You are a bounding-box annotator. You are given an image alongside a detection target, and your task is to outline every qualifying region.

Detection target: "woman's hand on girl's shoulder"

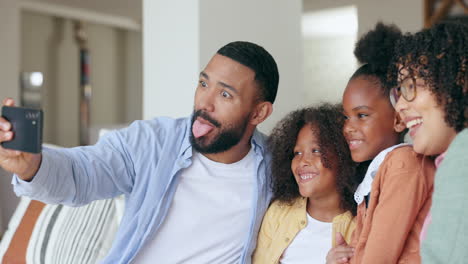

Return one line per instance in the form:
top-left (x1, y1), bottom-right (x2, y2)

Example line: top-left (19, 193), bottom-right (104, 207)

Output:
top-left (326, 233), bottom-right (354, 264)
top-left (326, 245), bottom-right (354, 264)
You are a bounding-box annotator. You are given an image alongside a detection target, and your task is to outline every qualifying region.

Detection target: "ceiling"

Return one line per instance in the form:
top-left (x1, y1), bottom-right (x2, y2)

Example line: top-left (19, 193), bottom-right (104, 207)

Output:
top-left (23, 0), bottom-right (142, 23)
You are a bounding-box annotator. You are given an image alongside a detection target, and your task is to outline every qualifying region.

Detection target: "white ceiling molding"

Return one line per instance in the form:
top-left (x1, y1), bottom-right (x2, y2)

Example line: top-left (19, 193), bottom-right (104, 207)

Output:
top-left (19, 0), bottom-right (141, 31)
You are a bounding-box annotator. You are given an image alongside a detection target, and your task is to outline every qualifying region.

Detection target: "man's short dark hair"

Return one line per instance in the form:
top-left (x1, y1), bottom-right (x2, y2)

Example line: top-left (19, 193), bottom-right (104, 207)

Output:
top-left (217, 41), bottom-right (279, 104)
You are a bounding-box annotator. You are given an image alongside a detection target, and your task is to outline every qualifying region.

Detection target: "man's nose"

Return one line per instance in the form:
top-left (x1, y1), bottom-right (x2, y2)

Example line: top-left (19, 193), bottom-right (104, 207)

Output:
top-left (196, 89), bottom-right (215, 112)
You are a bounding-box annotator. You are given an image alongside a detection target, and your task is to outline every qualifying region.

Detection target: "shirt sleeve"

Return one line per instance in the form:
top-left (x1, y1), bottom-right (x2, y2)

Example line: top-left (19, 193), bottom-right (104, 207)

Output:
top-left (12, 123), bottom-right (140, 206)
top-left (360, 150), bottom-right (433, 263)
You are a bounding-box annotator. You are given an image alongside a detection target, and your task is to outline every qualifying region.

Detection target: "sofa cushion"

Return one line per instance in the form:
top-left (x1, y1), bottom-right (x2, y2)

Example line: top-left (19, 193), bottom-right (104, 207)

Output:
top-left (0, 196), bottom-right (123, 264)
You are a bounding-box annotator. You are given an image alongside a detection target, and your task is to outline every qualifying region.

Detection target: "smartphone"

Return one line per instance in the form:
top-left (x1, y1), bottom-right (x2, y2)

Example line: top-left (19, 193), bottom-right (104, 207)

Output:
top-left (1, 106), bottom-right (43, 153)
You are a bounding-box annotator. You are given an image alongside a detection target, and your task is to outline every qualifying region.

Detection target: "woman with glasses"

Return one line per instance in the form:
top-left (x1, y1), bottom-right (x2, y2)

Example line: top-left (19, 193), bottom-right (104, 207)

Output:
top-left (390, 21), bottom-right (468, 263)
top-left (327, 23), bottom-right (435, 264)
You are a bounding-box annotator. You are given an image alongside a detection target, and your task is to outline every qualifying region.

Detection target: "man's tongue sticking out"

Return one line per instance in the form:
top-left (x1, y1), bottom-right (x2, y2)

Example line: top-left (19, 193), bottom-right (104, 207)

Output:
top-left (192, 119), bottom-right (215, 138)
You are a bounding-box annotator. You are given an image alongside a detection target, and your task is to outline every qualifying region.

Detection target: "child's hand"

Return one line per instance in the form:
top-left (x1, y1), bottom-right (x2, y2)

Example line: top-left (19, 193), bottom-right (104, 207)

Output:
top-left (326, 232), bottom-right (354, 264)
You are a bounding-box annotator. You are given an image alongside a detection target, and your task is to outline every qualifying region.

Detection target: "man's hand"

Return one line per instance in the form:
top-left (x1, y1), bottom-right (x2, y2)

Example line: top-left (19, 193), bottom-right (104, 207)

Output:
top-left (326, 232), bottom-right (354, 264)
top-left (0, 98), bottom-right (42, 181)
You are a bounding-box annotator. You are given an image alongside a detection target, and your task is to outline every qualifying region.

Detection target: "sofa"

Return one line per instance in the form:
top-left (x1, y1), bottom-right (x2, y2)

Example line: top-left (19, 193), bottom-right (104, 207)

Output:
top-left (0, 195), bottom-right (124, 264)
top-left (0, 130), bottom-right (127, 264)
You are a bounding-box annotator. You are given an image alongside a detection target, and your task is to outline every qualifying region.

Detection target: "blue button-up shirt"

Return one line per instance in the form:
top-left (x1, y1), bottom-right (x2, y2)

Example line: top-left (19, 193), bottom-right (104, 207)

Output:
top-left (12, 116), bottom-right (272, 264)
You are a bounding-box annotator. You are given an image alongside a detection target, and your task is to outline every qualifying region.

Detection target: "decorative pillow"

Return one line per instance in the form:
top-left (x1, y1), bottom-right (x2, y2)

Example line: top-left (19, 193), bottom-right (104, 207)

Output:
top-left (0, 196), bottom-right (124, 264)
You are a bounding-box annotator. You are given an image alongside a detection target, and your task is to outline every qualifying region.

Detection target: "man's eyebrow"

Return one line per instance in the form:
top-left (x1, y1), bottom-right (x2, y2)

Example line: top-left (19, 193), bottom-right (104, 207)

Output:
top-left (200, 72), bottom-right (209, 79)
top-left (218, 81), bottom-right (238, 94)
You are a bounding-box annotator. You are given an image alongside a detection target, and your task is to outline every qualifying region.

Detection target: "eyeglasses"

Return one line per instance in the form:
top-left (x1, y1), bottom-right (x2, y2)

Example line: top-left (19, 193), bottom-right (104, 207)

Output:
top-left (389, 76), bottom-right (417, 107)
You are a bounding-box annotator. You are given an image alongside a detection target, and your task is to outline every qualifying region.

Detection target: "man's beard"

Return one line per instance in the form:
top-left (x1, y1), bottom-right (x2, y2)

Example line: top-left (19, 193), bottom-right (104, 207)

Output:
top-left (190, 110), bottom-right (250, 154)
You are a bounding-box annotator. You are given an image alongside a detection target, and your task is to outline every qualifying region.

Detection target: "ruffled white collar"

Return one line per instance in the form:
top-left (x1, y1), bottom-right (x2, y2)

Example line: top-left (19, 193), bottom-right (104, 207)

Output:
top-left (354, 143), bottom-right (411, 205)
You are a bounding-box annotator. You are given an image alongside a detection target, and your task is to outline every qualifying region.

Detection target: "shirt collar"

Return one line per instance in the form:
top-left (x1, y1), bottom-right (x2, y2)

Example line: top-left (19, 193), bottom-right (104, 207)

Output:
top-left (179, 117), bottom-right (193, 160)
top-left (435, 151), bottom-right (447, 168)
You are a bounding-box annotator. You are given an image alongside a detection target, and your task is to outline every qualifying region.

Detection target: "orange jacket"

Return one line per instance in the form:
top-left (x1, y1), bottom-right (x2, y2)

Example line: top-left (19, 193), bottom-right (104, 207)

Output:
top-left (350, 146), bottom-right (435, 264)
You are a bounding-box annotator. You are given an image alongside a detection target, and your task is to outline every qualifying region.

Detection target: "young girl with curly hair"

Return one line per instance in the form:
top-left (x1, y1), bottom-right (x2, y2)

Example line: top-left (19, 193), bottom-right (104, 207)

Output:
top-left (327, 23), bottom-right (435, 264)
top-left (252, 104), bottom-right (360, 264)
top-left (390, 21), bottom-right (468, 263)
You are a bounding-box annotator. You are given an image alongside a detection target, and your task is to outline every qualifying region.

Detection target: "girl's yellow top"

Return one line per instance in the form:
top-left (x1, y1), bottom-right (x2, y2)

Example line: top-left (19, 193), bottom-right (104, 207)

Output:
top-left (252, 196), bottom-right (355, 264)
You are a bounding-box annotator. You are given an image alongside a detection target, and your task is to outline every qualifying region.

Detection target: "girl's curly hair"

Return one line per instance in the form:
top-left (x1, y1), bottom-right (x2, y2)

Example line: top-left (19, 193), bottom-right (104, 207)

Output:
top-left (268, 103), bottom-right (361, 215)
top-left (389, 21), bottom-right (468, 131)
top-left (351, 22), bottom-right (402, 94)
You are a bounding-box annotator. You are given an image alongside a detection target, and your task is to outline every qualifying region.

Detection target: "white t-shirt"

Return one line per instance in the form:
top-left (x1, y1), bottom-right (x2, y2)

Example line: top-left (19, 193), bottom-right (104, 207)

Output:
top-left (133, 149), bottom-right (255, 264)
top-left (280, 213), bottom-right (332, 264)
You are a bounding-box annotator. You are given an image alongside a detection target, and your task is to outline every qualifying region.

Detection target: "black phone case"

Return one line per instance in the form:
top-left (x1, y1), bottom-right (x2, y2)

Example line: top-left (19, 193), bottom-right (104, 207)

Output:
top-left (1, 106), bottom-right (43, 153)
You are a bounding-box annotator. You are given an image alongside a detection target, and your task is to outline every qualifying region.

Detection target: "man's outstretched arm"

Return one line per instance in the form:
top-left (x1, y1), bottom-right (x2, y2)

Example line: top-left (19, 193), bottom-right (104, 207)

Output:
top-left (1, 98), bottom-right (135, 206)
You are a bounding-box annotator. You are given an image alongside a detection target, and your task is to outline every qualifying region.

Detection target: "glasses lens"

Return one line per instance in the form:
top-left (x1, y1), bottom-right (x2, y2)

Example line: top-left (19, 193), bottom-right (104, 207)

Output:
top-left (401, 77), bottom-right (416, 102)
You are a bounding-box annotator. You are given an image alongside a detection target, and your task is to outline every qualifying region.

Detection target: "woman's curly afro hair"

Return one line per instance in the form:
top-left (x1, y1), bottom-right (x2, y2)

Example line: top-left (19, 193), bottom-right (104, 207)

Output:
top-left (389, 21), bottom-right (468, 131)
top-left (268, 103), bottom-right (360, 215)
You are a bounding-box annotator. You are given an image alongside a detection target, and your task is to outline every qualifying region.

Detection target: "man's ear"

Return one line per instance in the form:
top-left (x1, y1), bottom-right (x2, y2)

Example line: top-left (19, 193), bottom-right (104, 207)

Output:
top-left (250, 102), bottom-right (273, 126)
top-left (394, 112), bottom-right (406, 132)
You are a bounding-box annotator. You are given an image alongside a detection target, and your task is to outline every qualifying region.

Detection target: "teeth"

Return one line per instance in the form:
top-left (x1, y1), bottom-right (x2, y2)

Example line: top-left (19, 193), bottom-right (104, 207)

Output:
top-left (406, 118), bottom-right (423, 129)
top-left (300, 174), bottom-right (316, 180)
top-left (349, 140), bottom-right (363, 145)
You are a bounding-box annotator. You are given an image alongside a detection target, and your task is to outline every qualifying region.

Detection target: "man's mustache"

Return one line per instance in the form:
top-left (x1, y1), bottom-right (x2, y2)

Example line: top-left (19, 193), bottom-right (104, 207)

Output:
top-left (193, 110), bottom-right (221, 128)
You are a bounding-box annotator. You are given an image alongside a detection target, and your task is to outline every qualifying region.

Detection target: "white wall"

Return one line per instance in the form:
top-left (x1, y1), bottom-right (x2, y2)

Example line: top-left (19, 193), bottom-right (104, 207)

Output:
top-left (143, 0), bottom-right (305, 133)
top-left (142, 0), bottom-right (200, 121)
top-left (302, 6), bottom-right (358, 106)
top-left (303, 36), bottom-right (357, 106)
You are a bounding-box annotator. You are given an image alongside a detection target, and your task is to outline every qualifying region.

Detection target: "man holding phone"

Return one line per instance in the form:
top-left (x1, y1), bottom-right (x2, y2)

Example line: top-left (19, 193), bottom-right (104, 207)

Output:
top-left (0, 41), bottom-right (279, 264)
